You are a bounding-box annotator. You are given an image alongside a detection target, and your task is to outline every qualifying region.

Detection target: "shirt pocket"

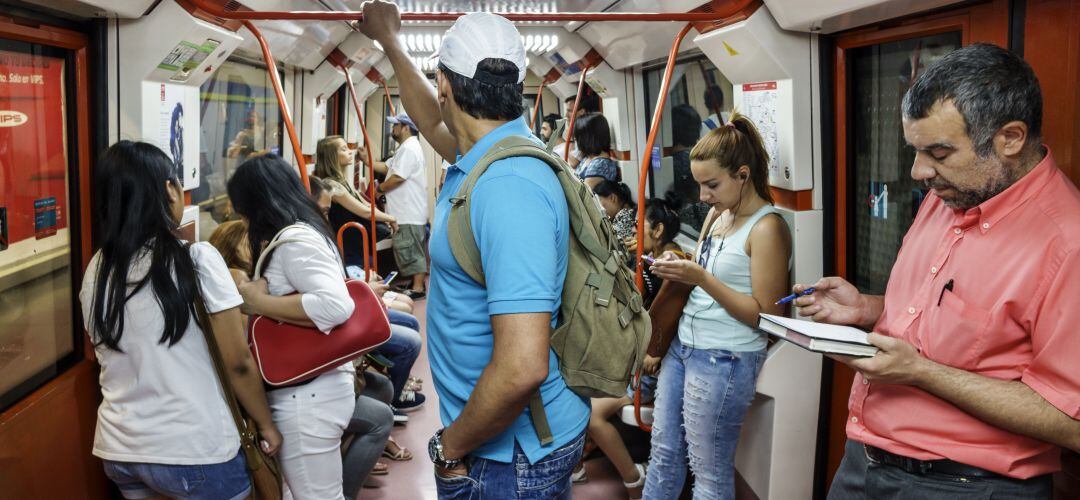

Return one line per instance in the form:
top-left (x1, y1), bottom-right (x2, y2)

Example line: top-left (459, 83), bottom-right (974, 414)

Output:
top-left (925, 290), bottom-right (992, 369)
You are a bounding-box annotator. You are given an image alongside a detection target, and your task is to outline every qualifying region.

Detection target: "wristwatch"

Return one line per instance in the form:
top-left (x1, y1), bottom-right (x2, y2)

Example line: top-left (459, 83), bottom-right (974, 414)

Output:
top-left (428, 428), bottom-right (463, 470)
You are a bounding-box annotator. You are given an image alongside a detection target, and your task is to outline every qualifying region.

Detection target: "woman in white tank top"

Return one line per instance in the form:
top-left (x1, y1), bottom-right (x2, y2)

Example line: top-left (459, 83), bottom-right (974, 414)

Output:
top-left (646, 113), bottom-right (793, 499)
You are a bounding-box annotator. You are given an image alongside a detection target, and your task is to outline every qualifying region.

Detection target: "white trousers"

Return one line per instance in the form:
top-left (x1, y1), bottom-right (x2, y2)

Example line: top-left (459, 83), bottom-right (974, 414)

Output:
top-left (270, 368), bottom-right (355, 500)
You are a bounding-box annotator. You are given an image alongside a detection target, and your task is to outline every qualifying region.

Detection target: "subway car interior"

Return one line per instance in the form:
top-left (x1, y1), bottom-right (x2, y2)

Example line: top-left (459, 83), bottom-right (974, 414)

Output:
top-left (0, 0), bottom-right (1078, 498)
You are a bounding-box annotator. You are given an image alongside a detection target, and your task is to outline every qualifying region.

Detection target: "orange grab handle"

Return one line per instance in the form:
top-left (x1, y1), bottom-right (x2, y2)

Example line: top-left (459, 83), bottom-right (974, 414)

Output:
top-left (241, 20), bottom-right (309, 192)
top-left (634, 23), bottom-right (694, 292)
top-left (632, 369), bottom-right (652, 432)
top-left (337, 222), bottom-right (371, 282)
top-left (530, 78), bottom-right (549, 130)
top-left (382, 80), bottom-right (397, 116)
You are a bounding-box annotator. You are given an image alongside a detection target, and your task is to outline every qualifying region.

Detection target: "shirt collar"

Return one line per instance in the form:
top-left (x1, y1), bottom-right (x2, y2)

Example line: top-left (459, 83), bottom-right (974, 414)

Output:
top-left (453, 117), bottom-right (532, 174)
top-left (955, 146), bottom-right (1057, 234)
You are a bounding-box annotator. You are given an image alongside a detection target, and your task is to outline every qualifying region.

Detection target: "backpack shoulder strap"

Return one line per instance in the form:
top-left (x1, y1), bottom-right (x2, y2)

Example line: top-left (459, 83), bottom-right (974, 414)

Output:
top-left (447, 135), bottom-right (558, 286)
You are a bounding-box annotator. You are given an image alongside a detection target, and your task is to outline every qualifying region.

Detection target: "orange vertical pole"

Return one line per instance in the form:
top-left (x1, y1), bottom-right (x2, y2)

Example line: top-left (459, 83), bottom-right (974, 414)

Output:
top-left (530, 78), bottom-right (549, 130)
top-left (242, 20), bottom-right (310, 192)
top-left (564, 66), bottom-right (592, 162)
top-left (337, 62), bottom-right (381, 273)
top-left (382, 80), bottom-right (397, 116)
top-left (635, 23), bottom-right (694, 292)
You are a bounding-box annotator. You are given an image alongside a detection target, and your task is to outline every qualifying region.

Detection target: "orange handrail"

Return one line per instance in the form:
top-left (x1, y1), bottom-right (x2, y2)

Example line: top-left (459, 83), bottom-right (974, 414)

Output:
top-left (188, 1), bottom-right (739, 22)
top-left (634, 23), bottom-right (694, 292)
top-left (632, 370), bottom-right (651, 432)
top-left (382, 80), bottom-right (397, 116)
top-left (530, 77), bottom-right (550, 130)
top-left (563, 66), bottom-right (592, 162)
top-left (242, 20), bottom-right (309, 192)
top-left (335, 62), bottom-right (381, 273)
top-left (336, 222), bottom-right (371, 281)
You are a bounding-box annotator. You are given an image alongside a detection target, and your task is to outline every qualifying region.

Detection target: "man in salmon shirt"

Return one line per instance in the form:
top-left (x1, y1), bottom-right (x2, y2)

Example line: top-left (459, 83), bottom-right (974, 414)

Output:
top-left (795, 43), bottom-right (1080, 498)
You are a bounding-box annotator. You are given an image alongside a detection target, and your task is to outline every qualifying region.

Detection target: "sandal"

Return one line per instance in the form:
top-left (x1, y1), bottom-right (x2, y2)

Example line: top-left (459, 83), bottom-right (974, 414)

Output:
top-left (623, 463), bottom-right (646, 500)
top-left (571, 464), bottom-right (588, 484)
top-left (370, 460), bottom-right (390, 476)
top-left (382, 438), bottom-right (413, 461)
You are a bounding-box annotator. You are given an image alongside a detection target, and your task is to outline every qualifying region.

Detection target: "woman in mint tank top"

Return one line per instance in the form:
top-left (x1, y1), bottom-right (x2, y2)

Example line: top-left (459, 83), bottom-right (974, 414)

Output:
top-left (645, 113), bottom-right (793, 500)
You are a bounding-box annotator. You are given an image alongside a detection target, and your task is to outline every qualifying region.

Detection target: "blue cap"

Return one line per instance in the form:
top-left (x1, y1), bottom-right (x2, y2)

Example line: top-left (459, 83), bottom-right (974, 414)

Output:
top-left (386, 113), bottom-right (417, 132)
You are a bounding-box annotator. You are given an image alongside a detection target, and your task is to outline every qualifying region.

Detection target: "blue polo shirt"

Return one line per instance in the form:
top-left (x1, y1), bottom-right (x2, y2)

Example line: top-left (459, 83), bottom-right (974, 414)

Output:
top-left (427, 117), bottom-right (589, 464)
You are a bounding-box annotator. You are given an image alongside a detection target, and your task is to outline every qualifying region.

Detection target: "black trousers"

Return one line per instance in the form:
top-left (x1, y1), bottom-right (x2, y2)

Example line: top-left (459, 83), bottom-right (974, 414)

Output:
top-left (827, 440), bottom-right (1052, 500)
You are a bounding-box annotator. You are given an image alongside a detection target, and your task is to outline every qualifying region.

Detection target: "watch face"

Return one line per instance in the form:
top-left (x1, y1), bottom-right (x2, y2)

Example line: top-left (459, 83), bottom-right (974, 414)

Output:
top-left (428, 433), bottom-right (440, 463)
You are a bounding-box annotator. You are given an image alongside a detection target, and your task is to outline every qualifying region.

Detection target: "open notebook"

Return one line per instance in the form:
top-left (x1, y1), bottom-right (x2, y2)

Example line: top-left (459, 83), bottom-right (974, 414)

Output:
top-left (759, 314), bottom-right (879, 357)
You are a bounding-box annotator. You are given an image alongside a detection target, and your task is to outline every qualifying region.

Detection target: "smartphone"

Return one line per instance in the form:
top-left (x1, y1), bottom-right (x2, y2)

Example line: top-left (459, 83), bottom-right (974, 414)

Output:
top-left (641, 255), bottom-right (656, 265)
top-left (382, 271), bottom-right (399, 284)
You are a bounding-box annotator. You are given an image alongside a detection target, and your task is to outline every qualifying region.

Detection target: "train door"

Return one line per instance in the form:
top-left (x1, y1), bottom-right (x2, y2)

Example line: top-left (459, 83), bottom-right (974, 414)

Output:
top-left (0, 13), bottom-right (105, 497)
top-left (826, 0), bottom-right (1009, 489)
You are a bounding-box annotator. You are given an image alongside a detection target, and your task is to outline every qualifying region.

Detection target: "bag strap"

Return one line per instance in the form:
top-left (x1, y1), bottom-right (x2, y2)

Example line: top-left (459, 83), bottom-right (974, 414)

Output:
top-left (252, 224), bottom-right (311, 280)
top-left (544, 119), bottom-right (566, 153)
top-left (192, 291), bottom-right (250, 440)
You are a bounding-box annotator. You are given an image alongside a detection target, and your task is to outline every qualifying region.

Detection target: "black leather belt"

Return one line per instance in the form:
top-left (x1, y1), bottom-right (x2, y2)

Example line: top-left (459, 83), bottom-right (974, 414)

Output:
top-left (864, 445), bottom-right (1003, 479)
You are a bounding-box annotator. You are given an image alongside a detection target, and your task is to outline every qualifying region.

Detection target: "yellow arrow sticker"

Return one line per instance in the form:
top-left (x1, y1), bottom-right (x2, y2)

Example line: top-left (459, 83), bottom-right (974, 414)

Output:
top-left (723, 41), bottom-right (739, 56)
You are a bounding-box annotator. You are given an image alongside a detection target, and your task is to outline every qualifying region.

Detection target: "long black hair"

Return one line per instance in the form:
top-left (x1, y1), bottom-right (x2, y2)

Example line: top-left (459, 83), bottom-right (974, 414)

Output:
top-left (91, 141), bottom-right (196, 351)
top-left (227, 154), bottom-right (336, 271)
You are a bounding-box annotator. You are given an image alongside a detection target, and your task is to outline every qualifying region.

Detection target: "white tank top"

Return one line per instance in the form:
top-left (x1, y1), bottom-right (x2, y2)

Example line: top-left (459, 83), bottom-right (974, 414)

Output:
top-left (676, 204), bottom-right (779, 351)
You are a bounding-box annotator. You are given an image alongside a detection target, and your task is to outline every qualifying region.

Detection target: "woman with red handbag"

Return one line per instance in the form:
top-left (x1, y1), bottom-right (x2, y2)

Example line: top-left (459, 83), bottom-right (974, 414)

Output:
top-left (227, 154), bottom-right (359, 500)
top-left (80, 141), bottom-right (281, 499)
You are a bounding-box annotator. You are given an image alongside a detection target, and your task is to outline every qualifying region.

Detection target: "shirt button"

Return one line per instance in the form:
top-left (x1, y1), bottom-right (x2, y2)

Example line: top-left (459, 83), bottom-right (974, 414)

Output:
top-left (851, 416), bottom-right (859, 423)
top-left (982, 222), bottom-right (990, 230)
top-left (954, 228), bottom-right (962, 235)
top-left (930, 266), bottom-right (938, 274)
top-left (908, 307), bottom-right (916, 314)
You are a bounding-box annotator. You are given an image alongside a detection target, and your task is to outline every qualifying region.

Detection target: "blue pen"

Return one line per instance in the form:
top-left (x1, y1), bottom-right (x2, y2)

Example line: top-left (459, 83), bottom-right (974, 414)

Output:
top-left (775, 287), bottom-right (815, 305)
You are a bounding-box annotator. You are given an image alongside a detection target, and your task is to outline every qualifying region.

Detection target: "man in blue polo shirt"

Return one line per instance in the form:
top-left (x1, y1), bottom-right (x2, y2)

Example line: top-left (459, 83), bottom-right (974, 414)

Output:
top-left (359, 3), bottom-right (589, 499)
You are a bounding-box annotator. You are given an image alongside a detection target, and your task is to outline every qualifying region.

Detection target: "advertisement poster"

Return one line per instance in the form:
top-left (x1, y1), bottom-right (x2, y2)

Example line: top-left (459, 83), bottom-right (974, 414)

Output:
top-left (0, 49), bottom-right (67, 247)
top-left (152, 82), bottom-right (200, 189)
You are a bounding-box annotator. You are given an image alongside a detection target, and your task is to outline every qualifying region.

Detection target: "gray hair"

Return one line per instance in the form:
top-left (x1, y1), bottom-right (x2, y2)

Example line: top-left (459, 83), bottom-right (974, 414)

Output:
top-left (902, 43), bottom-right (1042, 157)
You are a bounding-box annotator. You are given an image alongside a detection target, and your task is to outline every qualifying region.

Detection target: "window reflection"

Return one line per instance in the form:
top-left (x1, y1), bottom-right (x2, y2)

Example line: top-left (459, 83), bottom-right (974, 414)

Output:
top-left (193, 60), bottom-right (283, 240)
top-left (644, 56), bottom-right (733, 239)
top-left (0, 43), bottom-right (76, 410)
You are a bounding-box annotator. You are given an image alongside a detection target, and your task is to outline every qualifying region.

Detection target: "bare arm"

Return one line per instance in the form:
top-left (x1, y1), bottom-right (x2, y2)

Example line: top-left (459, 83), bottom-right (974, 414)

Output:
top-left (842, 333), bottom-right (1080, 452)
top-left (583, 177), bottom-right (603, 189)
top-left (358, 1), bottom-right (458, 161)
top-left (378, 174), bottom-right (407, 194)
top-left (238, 278), bottom-right (317, 328)
top-left (207, 306), bottom-right (281, 454)
top-left (697, 214), bottom-right (791, 327)
top-left (916, 360), bottom-right (1080, 452)
top-left (439, 312), bottom-right (551, 460)
top-left (333, 191), bottom-right (396, 224)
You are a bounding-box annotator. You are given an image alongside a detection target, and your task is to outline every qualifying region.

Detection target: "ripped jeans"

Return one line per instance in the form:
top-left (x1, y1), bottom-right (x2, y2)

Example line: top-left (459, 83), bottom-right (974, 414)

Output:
top-left (643, 338), bottom-right (765, 500)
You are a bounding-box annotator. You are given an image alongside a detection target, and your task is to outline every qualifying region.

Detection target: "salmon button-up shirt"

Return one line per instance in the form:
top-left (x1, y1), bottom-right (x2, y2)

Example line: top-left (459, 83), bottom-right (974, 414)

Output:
top-left (847, 149), bottom-right (1080, 479)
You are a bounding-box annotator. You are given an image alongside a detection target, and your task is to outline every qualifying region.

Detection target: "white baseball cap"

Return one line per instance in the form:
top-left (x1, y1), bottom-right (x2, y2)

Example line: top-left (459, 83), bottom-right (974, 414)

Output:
top-left (436, 12), bottom-right (526, 85)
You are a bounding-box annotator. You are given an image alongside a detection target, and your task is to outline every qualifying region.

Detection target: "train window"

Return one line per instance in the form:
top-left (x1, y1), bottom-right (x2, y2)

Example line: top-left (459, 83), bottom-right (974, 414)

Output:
top-left (192, 59), bottom-right (283, 239)
top-left (0, 41), bottom-right (79, 410)
top-left (848, 32), bottom-right (961, 294)
top-left (643, 55), bottom-right (734, 239)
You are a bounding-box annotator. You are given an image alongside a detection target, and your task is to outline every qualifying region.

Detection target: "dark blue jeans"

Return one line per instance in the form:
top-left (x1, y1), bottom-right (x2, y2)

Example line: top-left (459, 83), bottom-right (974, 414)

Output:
top-left (374, 322), bottom-right (421, 401)
top-left (434, 430), bottom-right (585, 499)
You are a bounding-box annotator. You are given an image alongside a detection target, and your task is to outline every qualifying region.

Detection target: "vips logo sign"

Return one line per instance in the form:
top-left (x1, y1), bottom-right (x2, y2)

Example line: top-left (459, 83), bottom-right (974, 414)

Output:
top-left (0, 110), bottom-right (27, 127)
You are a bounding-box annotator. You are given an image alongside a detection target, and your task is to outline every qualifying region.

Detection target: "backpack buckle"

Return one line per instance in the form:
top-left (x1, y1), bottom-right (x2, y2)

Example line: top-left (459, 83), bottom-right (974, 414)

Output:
top-left (449, 197), bottom-right (466, 207)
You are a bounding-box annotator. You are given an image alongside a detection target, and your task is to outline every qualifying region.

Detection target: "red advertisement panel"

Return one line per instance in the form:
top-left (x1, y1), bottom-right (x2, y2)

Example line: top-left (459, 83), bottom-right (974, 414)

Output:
top-left (742, 81), bottom-right (778, 92)
top-left (0, 50), bottom-right (67, 247)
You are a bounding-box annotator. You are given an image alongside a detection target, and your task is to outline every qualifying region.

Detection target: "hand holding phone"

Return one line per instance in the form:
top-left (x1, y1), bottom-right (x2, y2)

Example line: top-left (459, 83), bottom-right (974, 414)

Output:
top-left (382, 271), bottom-right (399, 285)
top-left (641, 255), bottom-right (656, 265)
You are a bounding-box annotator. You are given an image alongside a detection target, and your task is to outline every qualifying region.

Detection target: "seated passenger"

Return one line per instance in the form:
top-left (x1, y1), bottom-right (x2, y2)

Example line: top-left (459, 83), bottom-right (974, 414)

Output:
top-left (315, 135), bottom-right (398, 272)
top-left (540, 113), bottom-right (561, 144)
top-left (81, 141), bottom-right (281, 500)
top-left (644, 112), bottom-right (792, 499)
top-left (228, 154), bottom-right (358, 500)
top-left (574, 112), bottom-right (619, 188)
top-left (207, 219), bottom-right (251, 286)
top-left (592, 180), bottom-right (636, 240)
top-left (575, 198), bottom-right (686, 498)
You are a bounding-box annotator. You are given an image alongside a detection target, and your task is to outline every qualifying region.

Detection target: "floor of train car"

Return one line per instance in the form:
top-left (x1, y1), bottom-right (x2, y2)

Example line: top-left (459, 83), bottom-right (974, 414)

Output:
top-left (361, 299), bottom-right (635, 500)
